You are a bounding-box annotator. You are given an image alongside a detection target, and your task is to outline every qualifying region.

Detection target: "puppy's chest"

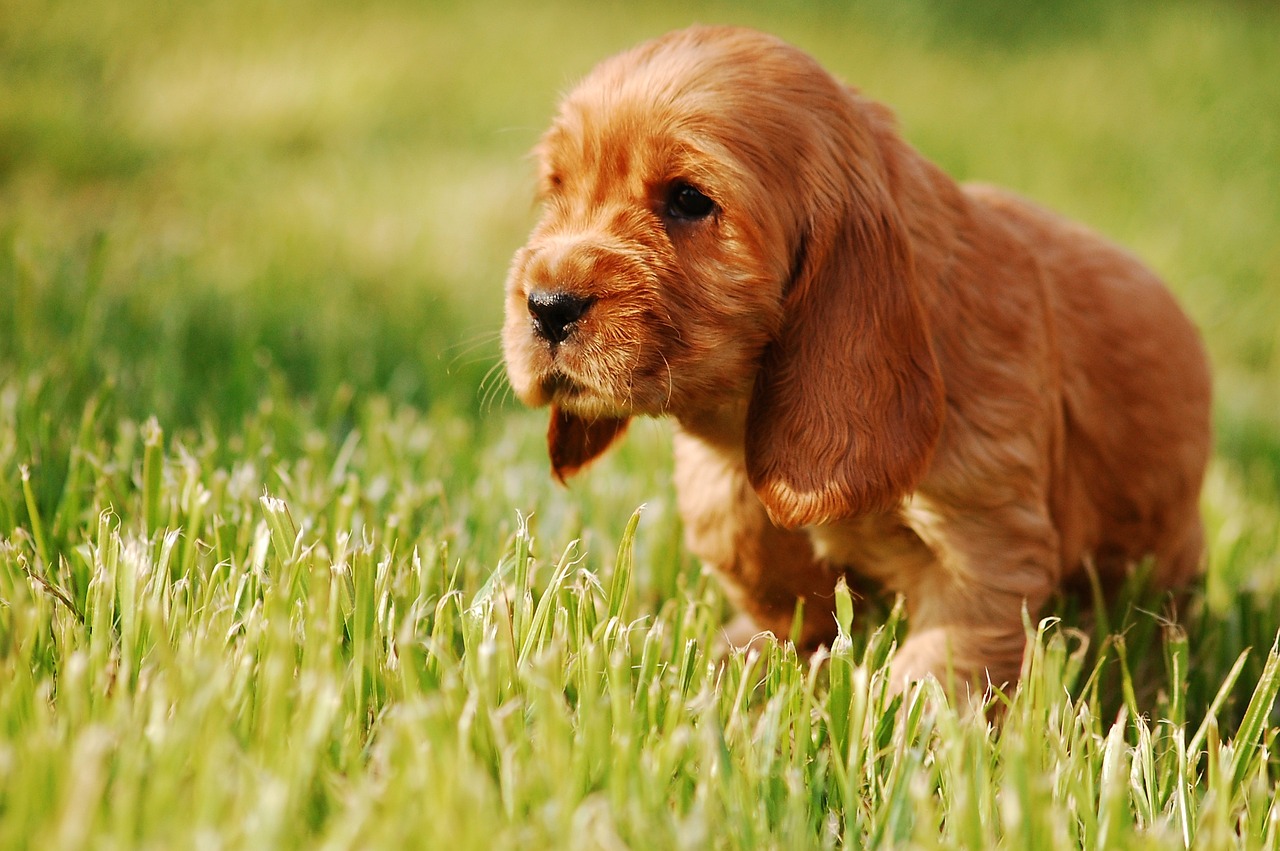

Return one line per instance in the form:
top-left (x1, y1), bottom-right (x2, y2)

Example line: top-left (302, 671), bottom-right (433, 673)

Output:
top-left (806, 511), bottom-right (938, 589)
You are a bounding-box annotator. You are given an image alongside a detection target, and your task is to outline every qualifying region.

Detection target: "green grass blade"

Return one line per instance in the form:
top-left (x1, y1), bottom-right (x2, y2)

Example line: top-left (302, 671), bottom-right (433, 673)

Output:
top-left (607, 505), bottom-right (643, 623)
top-left (1189, 648), bottom-right (1251, 758)
top-left (1229, 636), bottom-right (1280, 790)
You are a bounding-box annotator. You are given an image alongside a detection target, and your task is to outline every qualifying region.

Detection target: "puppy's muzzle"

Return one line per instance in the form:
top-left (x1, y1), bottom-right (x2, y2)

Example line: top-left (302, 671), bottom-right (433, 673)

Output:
top-left (527, 290), bottom-right (595, 345)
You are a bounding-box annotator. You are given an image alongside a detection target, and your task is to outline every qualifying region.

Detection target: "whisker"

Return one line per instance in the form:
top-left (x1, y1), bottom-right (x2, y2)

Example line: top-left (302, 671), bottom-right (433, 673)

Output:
top-left (478, 364), bottom-right (503, 411)
top-left (478, 359), bottom-right (515, 413)
top-left (659, 350), bottom-right (674, 412)
top-left (444, 329), bottom-right (504, 372)
top-left (658, 305), bottom-right (684, 343)
top-left (448, 324), bottom-right (503, 349)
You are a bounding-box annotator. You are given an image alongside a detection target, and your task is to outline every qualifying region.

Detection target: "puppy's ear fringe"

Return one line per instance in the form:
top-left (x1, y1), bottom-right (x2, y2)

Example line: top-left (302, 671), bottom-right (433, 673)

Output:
top-left (745, 146), bottom-right (944, 530)
top-left (548, 407), bottom-right (630, 483)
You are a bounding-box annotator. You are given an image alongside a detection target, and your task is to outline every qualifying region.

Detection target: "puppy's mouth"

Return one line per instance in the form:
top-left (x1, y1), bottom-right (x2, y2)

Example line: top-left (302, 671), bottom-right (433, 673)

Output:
top-left (536, 369), bottom-right (639, 418)
top-left (540, 371), bottom-right (587, 401)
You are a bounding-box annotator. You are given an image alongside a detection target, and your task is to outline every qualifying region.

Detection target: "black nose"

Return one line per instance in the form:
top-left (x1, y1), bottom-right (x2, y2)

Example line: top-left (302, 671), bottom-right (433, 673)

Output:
top-left (527, 290), bottom-right (594, 345)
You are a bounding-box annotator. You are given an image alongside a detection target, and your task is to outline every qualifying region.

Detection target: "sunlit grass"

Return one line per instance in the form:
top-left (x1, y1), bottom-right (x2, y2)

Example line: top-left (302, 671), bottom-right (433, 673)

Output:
top-left (2, 391), bottom-right (1279, 847)
top-left (2, 0), bottom-right (1280, 847)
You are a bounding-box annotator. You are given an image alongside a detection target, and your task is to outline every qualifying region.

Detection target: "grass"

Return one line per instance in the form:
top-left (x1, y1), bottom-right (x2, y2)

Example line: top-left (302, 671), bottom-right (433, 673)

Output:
top-left (2, 0), bottom-right (1279, 847)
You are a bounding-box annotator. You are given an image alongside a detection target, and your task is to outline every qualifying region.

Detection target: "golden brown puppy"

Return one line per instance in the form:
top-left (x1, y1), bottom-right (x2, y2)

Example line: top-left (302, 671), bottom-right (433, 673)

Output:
top-left (503, 26), bottom-right (1212, 691)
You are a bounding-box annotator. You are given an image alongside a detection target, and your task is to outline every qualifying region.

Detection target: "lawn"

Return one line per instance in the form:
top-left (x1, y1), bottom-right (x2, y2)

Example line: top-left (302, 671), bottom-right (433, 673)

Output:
top-left (2, 0), bottom-right (1280, 847)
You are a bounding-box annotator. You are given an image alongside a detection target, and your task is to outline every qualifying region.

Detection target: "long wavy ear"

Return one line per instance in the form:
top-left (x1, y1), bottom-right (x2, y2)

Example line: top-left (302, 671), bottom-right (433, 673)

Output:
top-left (745, 166), bottom-right (945, 529)
top-left (548, 406), bottom-right (630, 484)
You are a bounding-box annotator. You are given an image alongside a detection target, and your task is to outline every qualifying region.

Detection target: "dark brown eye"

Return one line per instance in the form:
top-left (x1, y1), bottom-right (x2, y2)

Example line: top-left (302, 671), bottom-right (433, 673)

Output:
top-left (666, 182), bottom-right (715, 220)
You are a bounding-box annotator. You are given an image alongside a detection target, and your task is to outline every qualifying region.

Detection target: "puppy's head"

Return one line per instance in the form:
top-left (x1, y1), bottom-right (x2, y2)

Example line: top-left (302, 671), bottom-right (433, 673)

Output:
top-left (503, 26), bottom-right (943, 524)
top-left (503, 29), bottom-right (805, 428)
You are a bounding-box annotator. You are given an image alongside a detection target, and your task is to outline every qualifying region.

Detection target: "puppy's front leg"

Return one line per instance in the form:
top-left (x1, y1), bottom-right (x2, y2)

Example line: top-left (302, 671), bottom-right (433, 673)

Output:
top-left (891, 502), bottom-right (1060, 695)
top-left (674, 431), bottom-right (849, 649)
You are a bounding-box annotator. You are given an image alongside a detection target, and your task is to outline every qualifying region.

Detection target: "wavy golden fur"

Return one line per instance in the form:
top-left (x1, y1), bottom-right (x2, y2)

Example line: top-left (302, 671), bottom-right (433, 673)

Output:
top-left (502, 26), bottom-right (1212, 691)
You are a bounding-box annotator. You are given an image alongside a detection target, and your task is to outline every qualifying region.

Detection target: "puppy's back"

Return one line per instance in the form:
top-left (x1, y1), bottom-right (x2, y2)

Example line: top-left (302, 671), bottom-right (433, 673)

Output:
top-left (967, 183), bottom-right (1212, 587)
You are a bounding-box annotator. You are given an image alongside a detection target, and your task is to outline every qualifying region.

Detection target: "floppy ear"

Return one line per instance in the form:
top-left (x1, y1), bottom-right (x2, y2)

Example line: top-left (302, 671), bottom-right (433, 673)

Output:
top-left (745, 181), bottom-right (945, 529)
top-left (548, 406), bottom-right (630, 484)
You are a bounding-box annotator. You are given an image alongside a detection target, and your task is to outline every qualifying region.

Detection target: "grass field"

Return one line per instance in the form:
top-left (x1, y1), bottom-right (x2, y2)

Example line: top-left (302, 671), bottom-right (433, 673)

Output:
top-left (3, 0), bottom-right (1280, 847)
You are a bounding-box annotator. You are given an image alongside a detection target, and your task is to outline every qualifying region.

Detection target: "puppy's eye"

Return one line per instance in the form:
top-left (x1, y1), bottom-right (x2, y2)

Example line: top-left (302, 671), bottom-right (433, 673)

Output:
top-left (666, 183), bottom-right (715, 221)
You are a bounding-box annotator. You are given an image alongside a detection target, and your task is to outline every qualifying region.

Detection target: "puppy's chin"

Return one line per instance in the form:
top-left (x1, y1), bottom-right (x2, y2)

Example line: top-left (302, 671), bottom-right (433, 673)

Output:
top-left (539, 372), bottom-right (586, 403)
top-left (505, 339), bottom-right (673, 419)
top-left (506, 364), bottom-right (634, 419)
top-left (538, 373), bottom-right (619, 416)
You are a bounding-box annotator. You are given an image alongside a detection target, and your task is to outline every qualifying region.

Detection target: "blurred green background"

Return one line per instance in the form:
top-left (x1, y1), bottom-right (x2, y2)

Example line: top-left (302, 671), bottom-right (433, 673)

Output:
top-left (5, 5), bottom-right (1280, 843)
top-left (3, 0), bottom-right (1278, 489)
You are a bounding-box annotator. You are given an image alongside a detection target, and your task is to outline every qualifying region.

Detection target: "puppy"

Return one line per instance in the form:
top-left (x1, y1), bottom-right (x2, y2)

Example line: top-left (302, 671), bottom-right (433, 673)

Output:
top-left (502, 26), bottom-right (1211, 691)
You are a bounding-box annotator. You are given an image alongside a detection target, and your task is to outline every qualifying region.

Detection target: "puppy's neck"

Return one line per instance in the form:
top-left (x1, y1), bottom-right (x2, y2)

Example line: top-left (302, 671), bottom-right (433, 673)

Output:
top-left (675, 399), bottom-right (750, 454)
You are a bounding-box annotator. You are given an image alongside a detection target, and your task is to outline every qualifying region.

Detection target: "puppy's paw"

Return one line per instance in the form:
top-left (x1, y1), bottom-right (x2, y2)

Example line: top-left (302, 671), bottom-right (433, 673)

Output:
top-left (717, 613), bottom-right (775, 656)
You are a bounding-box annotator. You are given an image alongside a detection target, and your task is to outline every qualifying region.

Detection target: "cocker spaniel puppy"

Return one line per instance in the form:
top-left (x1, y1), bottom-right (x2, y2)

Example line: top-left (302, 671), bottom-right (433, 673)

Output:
top-left (502, 26), bottom-right (1212, 691)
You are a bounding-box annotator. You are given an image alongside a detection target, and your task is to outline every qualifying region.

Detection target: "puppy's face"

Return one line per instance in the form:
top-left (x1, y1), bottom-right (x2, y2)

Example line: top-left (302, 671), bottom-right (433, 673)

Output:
top-left (502, 27), bottom-right (943, 521)
top-left (502, 30), bottom-right (818, 422)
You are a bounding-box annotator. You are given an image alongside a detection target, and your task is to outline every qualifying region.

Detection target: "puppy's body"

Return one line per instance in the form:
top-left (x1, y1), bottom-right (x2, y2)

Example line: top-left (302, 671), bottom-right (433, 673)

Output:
top-left (503, 27), bottom-right (1211, 689)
